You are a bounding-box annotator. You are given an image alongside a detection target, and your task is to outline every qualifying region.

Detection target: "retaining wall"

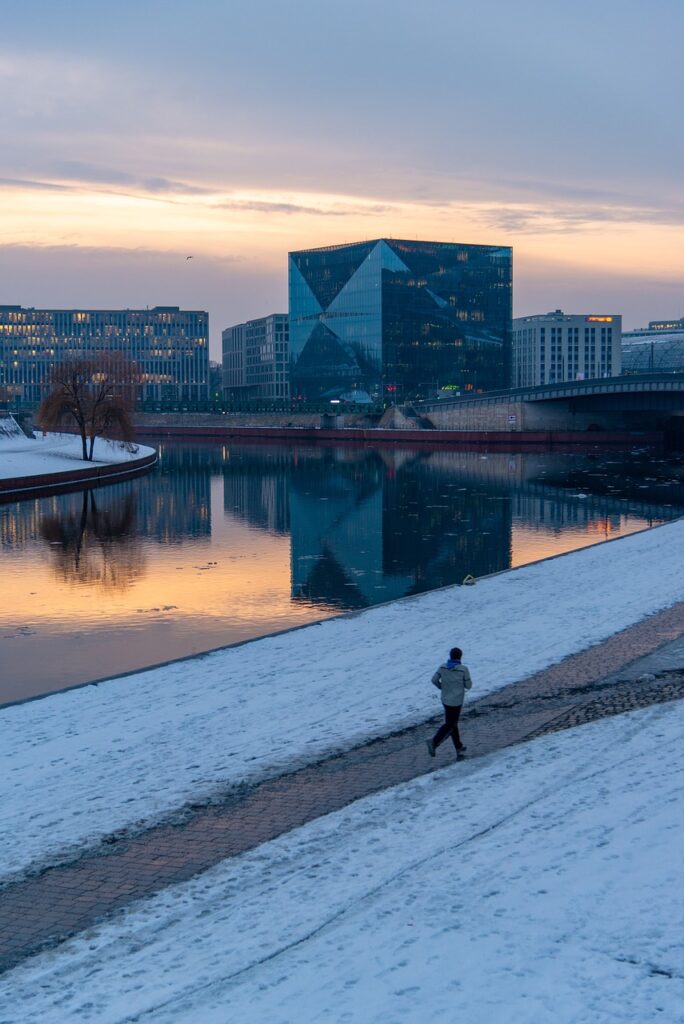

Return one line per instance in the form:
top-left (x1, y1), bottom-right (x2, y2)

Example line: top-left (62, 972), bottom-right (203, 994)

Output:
top-left (133, 422), bottom-right (659, 449)
top-left (0, 450), bottom-right (158, 503)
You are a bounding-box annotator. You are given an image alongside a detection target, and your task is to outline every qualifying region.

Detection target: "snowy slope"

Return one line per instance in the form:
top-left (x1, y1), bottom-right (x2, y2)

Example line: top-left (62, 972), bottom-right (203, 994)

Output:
top-left (2, 517), bottom-right (684, 882)
top-left (0, 414), bottom-right (25, 441)
top-left (1, 700), bottom-right (682, 1023)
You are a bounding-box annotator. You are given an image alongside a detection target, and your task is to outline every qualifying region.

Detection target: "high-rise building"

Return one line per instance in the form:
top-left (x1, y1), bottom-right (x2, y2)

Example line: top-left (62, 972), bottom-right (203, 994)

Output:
top-left (0, 305), bottom-right (209, 403)
top-left (512, 311), bottom-right (622, 387)
top-left (222, 313), bottom-right (289, 400)
top-left (288, 239), bottom-right (512, 402)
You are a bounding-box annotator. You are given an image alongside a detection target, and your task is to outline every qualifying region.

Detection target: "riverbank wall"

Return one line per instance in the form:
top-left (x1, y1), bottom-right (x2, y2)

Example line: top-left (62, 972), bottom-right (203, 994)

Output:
top-left (133, 413), bottom-right (660, 449)
top-left (0, 449), bottom-right (158, 503)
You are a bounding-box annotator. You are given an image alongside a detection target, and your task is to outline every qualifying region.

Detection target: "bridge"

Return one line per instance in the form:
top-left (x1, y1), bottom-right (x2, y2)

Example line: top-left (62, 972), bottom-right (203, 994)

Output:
top-left (412, 373), bottom-right (684, 435)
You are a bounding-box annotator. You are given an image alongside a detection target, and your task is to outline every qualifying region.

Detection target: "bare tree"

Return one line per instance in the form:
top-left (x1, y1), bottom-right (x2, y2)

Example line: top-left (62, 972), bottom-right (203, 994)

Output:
top-left (37, 355), bottom-right (138, 461)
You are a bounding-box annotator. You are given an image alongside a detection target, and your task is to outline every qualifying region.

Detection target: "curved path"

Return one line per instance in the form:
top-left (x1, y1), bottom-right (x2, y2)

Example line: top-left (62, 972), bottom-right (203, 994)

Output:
top-left (2, 599), bottom-right (684, 974)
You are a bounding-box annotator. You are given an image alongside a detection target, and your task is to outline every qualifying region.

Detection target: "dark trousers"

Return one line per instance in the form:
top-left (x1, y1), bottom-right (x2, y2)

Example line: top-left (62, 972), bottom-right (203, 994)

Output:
top-left (432, 703), bottom-right (463, 751)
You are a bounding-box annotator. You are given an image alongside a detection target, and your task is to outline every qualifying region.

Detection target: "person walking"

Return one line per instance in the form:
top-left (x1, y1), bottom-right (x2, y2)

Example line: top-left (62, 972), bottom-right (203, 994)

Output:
top-left (426, 646), bottom-right (472, 760)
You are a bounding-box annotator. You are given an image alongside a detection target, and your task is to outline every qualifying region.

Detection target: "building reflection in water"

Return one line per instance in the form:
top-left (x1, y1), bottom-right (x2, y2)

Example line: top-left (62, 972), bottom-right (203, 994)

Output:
top-left (220, 444), bottom-right (683, 612)
top-left (1, 443), bottom-right (682, 613)
top-left (143, 444), bottom-right (212, 543)
top-left (0, 443), bottom-right (212, 556)
top-left (222, 446), bottom-right (290, 536)
top-left (1, 440), bottom-right (683, 701)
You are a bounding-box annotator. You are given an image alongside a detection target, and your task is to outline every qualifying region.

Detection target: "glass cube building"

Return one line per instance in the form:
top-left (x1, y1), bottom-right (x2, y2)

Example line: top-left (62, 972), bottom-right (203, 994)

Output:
top-left (288, 239), bottom-right (512, 402)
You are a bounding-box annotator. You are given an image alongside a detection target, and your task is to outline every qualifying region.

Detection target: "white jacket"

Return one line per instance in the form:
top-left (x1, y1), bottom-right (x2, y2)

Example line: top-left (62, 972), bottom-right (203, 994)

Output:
top-left (432, 662), bottom-right (472, 707)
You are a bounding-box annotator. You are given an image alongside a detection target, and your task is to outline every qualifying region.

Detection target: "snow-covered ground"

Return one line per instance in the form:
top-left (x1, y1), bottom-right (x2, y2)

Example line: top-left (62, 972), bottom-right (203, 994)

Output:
top-left (0, 414), bottom-right (25, 441)
top-left (0, 423), bottom-right (154, 479)
top-left (1, 698), bottom-right (682, 1024)
top-left (2, 517), bottom-right (684, 884)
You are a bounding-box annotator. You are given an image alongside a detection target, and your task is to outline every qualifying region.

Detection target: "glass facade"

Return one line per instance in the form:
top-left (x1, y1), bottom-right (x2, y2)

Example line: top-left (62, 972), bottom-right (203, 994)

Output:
top-left (622, 330), bottom-right (684, 373)
top-left (0, 305), bottom-right (209, 404)
top-left (289, 239), bottom-right (512, 402)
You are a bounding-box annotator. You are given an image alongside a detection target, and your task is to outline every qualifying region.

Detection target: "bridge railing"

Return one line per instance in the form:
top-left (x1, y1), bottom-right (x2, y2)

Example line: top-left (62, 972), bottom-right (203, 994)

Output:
top-left (416, 372), bottom-right (684, 410)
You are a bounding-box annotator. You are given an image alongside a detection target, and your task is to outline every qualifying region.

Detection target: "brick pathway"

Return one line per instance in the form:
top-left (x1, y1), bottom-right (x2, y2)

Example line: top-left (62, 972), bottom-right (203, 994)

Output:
top-left (3, 600), bottom-right (684, 975)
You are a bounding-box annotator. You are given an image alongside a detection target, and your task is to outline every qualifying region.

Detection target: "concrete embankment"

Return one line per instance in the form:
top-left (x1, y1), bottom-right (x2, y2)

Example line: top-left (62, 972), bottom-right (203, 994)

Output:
top-left (0, 449), bottom-right (158, 502)
top-left (133, 412), bottom-right (659, 449)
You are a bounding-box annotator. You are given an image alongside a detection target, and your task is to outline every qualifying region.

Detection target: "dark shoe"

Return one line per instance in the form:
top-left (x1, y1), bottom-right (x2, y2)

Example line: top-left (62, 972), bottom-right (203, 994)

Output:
top-left (456, 752), bottom-right (466, 761)
top-left (456, 744), bottom-right (467, 753)
top-left (426, 739), bottom-right (436, 758)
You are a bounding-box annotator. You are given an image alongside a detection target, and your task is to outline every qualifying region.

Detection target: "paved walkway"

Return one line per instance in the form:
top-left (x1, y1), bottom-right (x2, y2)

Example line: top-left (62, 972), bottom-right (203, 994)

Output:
top-left (3, 599), bottom-right (684, 975)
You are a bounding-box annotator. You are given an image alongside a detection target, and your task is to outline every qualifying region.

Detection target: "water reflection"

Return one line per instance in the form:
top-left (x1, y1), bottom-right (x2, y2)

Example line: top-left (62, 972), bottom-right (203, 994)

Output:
top-left (221, 445), bottom-right (682, 609)
top-left (39, 491), bottom-right (144, 591)
top-left (1, 440), bottom-right (683, 702)
top-left (138, 445), bottom-right (212, 542)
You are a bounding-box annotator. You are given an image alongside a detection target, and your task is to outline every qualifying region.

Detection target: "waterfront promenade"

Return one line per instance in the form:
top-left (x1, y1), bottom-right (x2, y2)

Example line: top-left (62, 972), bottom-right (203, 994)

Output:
top-left (2, 553), bottom-right (684, 974)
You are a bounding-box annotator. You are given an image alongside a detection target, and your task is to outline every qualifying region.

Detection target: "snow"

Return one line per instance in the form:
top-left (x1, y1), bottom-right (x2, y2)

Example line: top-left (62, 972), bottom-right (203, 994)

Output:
top-left (0, 430), bottom-right (155, 479)
top-left (1, 698), bottom-right (682, 1023)
top-left (0, 414), bottom-right (25, 441)
top-left (2, 516), bottom-right (684, 885)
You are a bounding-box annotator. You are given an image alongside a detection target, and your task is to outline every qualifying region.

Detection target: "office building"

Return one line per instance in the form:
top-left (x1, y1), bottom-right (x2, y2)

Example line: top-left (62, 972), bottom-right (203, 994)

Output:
top-left (512, 311), bottom-right (622, 387)
top-left (647, 318), bottom-right (684, 331)
top-left (288, 239), bottom-right (512, 402)
top-left (622, 320), bottom-right (684, 373)
top-left (208, 360), bottom-right (223, 399)
top-left (222, 321), bottom-right (246, 394)
top-left (0, 305), bottom-right (209, 403)
top-left (222, 313), bottom-right (289, 400)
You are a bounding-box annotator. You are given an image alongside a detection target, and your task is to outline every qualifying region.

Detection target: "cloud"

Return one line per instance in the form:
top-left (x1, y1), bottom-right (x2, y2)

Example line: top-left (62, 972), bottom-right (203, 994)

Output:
top-left (51, 161), bottom-right (214, 196)
top-left (0, 165), bottom-right (395, 218)
top-left (0, 167), bottom-right (216, 207)
top-left (141, 177), bottom-right (212, 196)
top-left (213, 198), bottom-right (393, 217)
top-left (480, 202), bottom-right (684, 234)
top-left (0, 177), bottom-right (74, 193)
top-left (0, 242), bottom-right (244, 263)
top-left (4, 163), bottom-right (683, 237)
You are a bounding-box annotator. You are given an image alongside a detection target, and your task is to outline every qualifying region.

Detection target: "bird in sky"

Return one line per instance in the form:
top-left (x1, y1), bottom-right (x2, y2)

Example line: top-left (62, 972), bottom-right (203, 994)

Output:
top-left (186, 255), bottom-right (193, 260)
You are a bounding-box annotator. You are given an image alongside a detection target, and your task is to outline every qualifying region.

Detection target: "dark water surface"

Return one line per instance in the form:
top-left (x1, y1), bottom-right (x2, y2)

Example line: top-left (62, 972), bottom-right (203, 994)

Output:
top-left (2, 440), bottom-right (683, 704)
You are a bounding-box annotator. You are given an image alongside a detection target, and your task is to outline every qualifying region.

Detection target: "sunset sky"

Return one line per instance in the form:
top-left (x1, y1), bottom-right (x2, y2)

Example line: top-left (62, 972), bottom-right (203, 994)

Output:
top-left (2, 0), bottom-right (682, 357)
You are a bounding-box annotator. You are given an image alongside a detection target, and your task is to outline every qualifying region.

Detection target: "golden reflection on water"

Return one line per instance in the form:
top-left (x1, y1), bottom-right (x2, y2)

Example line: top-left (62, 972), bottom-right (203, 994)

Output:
top-left (4, 517), bottom-right (300, 624)
top-left (510, 516), bottom-right (652, 567)
top-left (0, 443), bottom-right (679, 703)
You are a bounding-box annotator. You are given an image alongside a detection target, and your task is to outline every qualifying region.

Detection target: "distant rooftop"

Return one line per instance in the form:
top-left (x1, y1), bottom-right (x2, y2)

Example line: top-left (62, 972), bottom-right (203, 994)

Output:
top-left (623, 330), bottom-right (684, 345)
top-left (649, 318), bottom-right (684, 330)
top-left (0, 304), bottom-right (207, 315)
top-left (514, 310), bottom-right (620, 322)
top-left (290, 237), bottom-right (510, 255)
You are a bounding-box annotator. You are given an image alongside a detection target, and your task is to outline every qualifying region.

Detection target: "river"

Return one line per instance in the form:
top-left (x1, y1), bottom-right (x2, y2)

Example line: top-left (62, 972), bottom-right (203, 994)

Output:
top-left (1, 439), bottom-right (682, 704)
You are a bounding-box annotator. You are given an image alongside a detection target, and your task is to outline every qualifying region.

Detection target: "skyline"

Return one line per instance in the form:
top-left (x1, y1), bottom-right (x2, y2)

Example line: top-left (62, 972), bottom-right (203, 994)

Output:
top-left (2, 0), bottom-right (683, 359)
